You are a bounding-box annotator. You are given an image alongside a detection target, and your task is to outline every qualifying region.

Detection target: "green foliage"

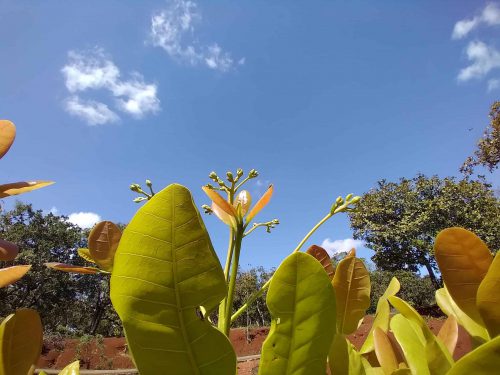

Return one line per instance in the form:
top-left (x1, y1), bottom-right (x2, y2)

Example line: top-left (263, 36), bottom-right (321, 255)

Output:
top-left (368, 271), bottom-right (435, 314)
top-left (110, 184), bottom-right (236, 375)
top-left (349, 174), bottom-right (500, 287)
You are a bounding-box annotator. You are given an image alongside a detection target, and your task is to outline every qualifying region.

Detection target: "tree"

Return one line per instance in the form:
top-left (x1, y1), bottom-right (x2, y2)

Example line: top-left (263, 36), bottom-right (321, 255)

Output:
top-left (0, 202), bottom-right (122, 336)
top-left (461, 101), bottom-right (500, 175)
top-left (348, 175), bottom-right (500, 288)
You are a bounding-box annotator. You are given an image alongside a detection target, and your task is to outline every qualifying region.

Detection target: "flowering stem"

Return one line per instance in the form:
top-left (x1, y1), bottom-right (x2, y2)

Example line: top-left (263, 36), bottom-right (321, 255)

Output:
top-left (223, 225), bottom-right (243, 336)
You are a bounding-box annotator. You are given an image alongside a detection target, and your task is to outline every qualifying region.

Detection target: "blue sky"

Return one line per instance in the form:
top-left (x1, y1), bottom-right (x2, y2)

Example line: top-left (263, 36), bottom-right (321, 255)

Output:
top-left (1, 1), bottom-right (499, 271)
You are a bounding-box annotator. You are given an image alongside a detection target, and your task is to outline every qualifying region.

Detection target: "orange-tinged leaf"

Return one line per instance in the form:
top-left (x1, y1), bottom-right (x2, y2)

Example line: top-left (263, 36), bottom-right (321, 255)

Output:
top-left (45, 263), bottom-right (100, 274)
top-left (212, 202), bottom-right (237, 228)
top-left (88, 221), bottom-right (121, 271)
top-left (234, 190), bottom-right (252, 216)
top-left (0, 265), bottom-right (31, 288)
top-left (373, 327), bottom-right (399, 375)
top-left (0, 181), bottom-right (54, 198)
top-left (346, 248), bottom-right (356, 258)
top-left (202, 186), bottom-right (236, 217)
top-left (0, 239), bottom-right (18, 261)
top-left (434, 227), bottom-right (492, 325)
top-left (477, 252), bottom-right (500, 337)
top-left (246, 184), bottom-right (273, 223)
top-left (437, 316), bottom-right (458, 356)
top-left (0, 120), bottom-right (16, 160)
top-left (306, 245), bottom-right (335, 279)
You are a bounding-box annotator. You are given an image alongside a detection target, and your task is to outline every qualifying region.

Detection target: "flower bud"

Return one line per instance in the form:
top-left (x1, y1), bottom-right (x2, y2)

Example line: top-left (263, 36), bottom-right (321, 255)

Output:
top-left (249, 169), bottom-right (259, 178)
top-left (209, 171), bottom-right (218, 180)
top-left (336, 196), bottom-right (344, 205)
top-left (237, 168), bottom-right (244, 177)
top-left (350, 196), bottom-right (361, 204)
top-left (226, 171), bottom-right (234, 182)
top-left (133, 197), bottom-right (147, 203)
top-left (130, 184), bottom-right (141, 192)
top-left (345, 193), bottom-right (353, 201)
top-left (146, 179), bottom-right (153, 187)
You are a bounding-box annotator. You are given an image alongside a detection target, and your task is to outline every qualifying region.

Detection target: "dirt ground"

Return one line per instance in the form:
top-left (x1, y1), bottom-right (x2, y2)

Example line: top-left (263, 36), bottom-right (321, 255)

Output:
top-left (38, 316), bottom-right (471, 374)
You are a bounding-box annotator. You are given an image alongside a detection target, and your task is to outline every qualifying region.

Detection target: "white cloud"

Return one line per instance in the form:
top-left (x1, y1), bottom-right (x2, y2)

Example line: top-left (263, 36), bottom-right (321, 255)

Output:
top-left (320, 238), bottom-right (365, 256)
top-left (452, 3), bottom-right (500, 39)
top-left (488, 78), bottom-right (500, 90)
top-left (65, 96), bottom-right (119, 126)
top-left (457, 40), bottom-right (500, 81)
top-left (67, 212), bottom-right (101, 229)
top-left (149, 0), bottom-right (242, 72)
top-left (61, 48), bottom-right (160, 125)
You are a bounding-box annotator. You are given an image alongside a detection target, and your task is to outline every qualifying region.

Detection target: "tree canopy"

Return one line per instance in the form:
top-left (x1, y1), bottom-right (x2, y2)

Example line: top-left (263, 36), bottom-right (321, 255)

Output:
top-left (348, 175), bottom-right (500, 288)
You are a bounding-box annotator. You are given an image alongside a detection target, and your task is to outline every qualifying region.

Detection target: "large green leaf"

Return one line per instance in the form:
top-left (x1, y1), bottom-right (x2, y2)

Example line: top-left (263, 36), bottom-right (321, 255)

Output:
top-left (0, 308), bottom-right (43, 375)
top-left (333, 255), bottom-right (370, 334)
top-left (434, 227), bottom-right (492, 326)
top-left (435, 287), bottom-right (489, 344)
top-left (446, 335), bottom-right (500, 374)
top-left (360, 277), bottom-right (400, 354)
top-left (110, 184), bottom-right (235, 375)
top-left (477, 252), bottom-right (500, 338)
top-left (329, 334), bottom-right (365, 375)
top-left (259, 252), bottom-right (336, 375)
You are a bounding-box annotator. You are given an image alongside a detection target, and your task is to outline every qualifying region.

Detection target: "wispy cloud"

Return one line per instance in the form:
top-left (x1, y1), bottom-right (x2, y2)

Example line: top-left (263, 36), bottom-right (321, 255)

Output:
top-left (452, 3), bottom-right (500, 39)
top-left (62, 48), bottom-right (160, 125)
top-left (67, 211), bottom-right (101, 229)
top-left (488, 78), bottom-right (500, 90)
top-left (320, 238), bottom-right (365, 257)
top-left (149, 0), bottom-right (242, 72)
top-left (457, 40), bottom-right (500, 81)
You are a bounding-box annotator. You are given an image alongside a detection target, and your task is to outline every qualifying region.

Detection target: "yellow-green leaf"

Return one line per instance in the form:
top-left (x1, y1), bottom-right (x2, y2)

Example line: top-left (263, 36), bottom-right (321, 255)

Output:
top-left (435, 287), bottom-right (489, 344)
top-left (361, 357), bottom-right (384, 375)
top-left (307, 245), bottom-right (335, 279)
top-left (58, 361), bottom-right (80, 375)
top-left (477, 252), bottom-right (500, 338)
top-left (77, 248), bottom-right (95, 264)
top-left (437, 316), bottom-right (458, 357)
top-left (329, 334), bottom-right (365, 375)
top-left (246, 184), bottom-right (273, 223)
top-left (88, 221), bottom-right (121, 271)
top-left (0, 308), bottom-right (42, 375)
top-left (360, 277), bottom-right (400, 354)
top-left (446, 335), bottom-right (500, 375)
top-left (0, 120), bottom-right (16, 160)
top-left (434, 227), bottom-right (492, 325)
top-left (0, 239), bottom-right (19, 261)
top-left (333, 255), bottom-right (370, 334)
top-left (0, 265), bottom-right (31, 288)
top-left (45, 263), bottom-right (100, 274)
top-left (0, 181), bottom-right (54, 198)
top-left (373, 327), bottom-right (399, 375)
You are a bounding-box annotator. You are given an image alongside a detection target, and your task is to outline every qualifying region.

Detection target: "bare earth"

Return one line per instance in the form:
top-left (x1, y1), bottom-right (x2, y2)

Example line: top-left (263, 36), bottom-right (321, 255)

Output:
top-left (38, 316), bottom-right (471, 374)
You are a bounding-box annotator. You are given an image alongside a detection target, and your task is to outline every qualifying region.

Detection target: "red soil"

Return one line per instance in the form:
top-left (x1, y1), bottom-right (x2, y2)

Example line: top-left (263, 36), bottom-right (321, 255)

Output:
top-left (38, 316), bottom-right (471, 374)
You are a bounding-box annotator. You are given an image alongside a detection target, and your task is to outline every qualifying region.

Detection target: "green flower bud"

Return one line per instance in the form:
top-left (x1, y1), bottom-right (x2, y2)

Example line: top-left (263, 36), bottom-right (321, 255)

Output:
top-left (237, 168), bottom-right (244, 177)
top-left (336, 196), bottom-right (344, 205)
top-left (226, 171), bottom-right (234, 182)
top-left (146, 179), bottom-right (153, 187)
top-left (130, 184), bottom-right (141, 192)
top-left (209, 171), bottom-right (218, 180)
top-left (345, 193), bottom-right (353, 201)
top-left (249, 169), bottom-right (259, 178)
top-left (350, 196), bottom-right (361, 204)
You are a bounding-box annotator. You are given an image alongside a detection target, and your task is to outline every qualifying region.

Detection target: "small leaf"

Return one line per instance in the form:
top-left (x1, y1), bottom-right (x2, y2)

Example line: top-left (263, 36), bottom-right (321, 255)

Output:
top-left (434, 227), bottom-right (492, 325)
top-left (446, 335), bottom-right (500, 374)
top-left (346, 248), bottom-right (356, 258)
top-left (246, 184), bottom-right (273, 223)
top-left (88, 221), bottom-right (121, 271)
top-left (0, 181), bottom-right (54, 198)
top-left (0, 239), bottom-right (19, 261)
top-left (373, 327), bottom-right (399, 375)
top-left (437, 316), bottom-right (458, 356)
top-left (477, 252), bottom-right (500, 337)
top-left (202, 186), bottom-right (237, 217)
top-left (77, 248), bottom-right (95, 264)
top-left (0, 265), bottom-right (31, 288)
top-left (435, 287), bottom-right (489, 345)
top-left (234, 190), bottom-right (251, 216)
top-left (58, 361), bottom-right (80, 375)
top-left (333, 255), bottom-right (370, 334)
top-left (306, 245), bottom-right (335, 279)
top-left (212, 202), bottom-right (237, 228)
top-left (0, 308), bottom-right (43, 375)
top-left (0, 120), bottom-right (16, 160)
top-left (45, 263), bottom-right (100, 274)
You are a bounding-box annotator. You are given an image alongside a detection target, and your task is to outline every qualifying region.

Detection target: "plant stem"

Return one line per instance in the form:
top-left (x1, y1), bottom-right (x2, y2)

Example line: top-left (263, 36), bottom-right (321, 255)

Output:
top-left (218, 228), bottom-right (235, 331)
top-left (223, 225), bottom-right (243, 336)
top-left (230, 212), bottom-right (333, 323)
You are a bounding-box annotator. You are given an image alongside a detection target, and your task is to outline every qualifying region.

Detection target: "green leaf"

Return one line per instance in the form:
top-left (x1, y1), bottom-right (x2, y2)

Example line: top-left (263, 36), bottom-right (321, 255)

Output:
top-left (361, 358), bottom-right (385, 375)
top-left (477, 252), bottom-right (500, 338)
top-left (329, 334), bottom-right (365, 375)
top-left (77, 248), bottom-right (95, 264)
top-left (435, 287), bottom-right (489, 344)
top-left (360, 277), bottom-right (400, 354)
top-left (0, 308), bottom-right (43, 375)
top-left (58, 361), bottom-right (80, 375)
top-left (333, 255), bottom-right (370, 334)
top-left (434, 227), bottom-right (492, 326)
top-left (88, 221), bottom-right (121, 271)
top-left (446, 335), bottom-right (500, 374)
top-left (390, 314), bottom-right (430, 375)
top-left (110, 184), bottom-right (235, 375)
top-left (259, 252), bottom-right (336, 375)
